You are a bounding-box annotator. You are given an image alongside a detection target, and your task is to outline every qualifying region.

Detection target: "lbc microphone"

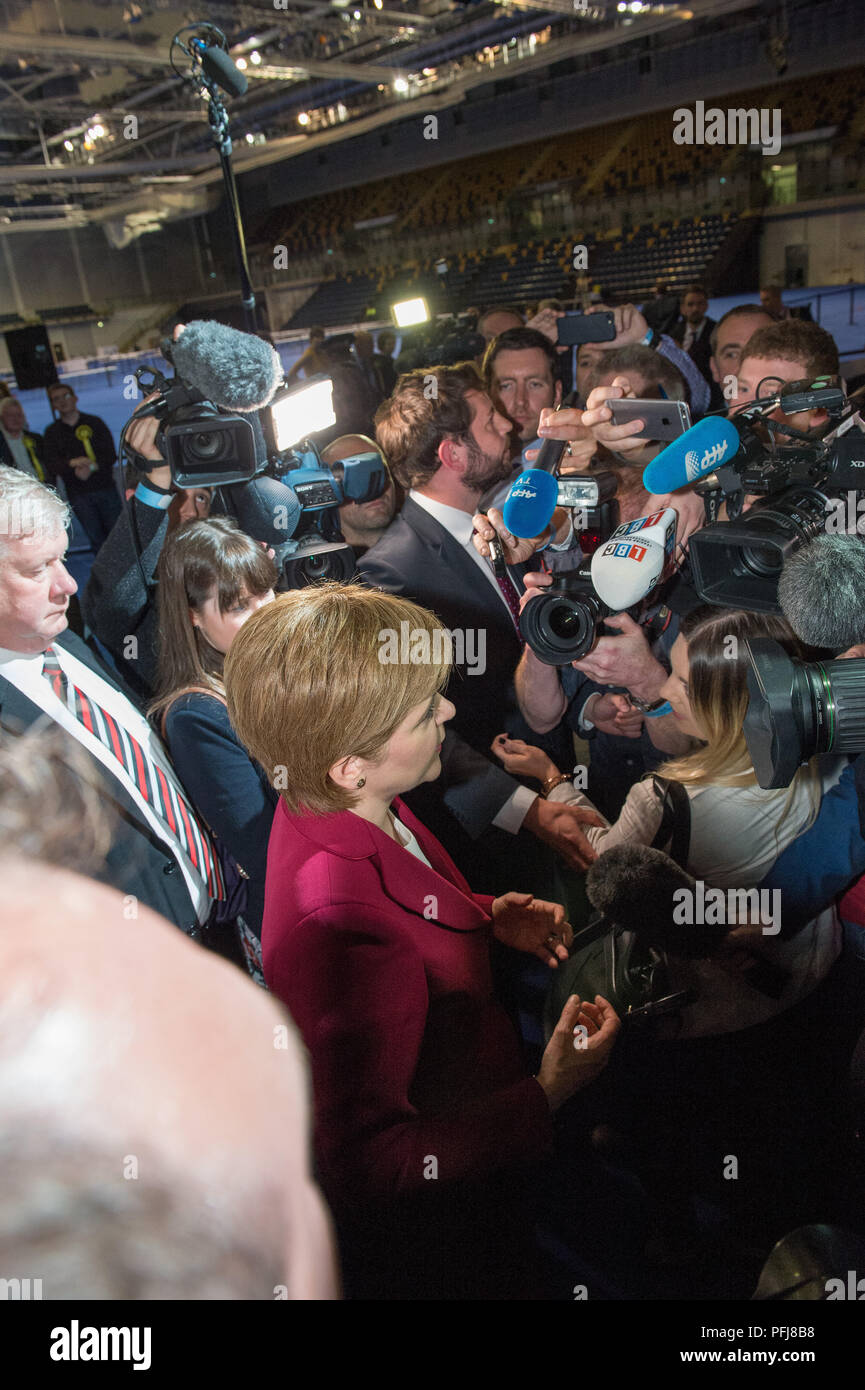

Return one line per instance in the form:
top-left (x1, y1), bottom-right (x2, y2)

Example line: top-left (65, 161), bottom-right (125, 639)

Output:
top-left (169, 321), bottom-right (283, 413)
top-left (589, 508), bottom-right (676, 609)
top-left (642, 416), bottom-right (743, 494)
top-left (778, 533), bottom-right (865, 650)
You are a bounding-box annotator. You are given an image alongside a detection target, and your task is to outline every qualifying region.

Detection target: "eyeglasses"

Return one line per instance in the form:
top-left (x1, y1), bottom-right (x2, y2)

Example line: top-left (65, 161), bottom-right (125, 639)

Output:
top-left (51, 390), bottom-right (75, 401)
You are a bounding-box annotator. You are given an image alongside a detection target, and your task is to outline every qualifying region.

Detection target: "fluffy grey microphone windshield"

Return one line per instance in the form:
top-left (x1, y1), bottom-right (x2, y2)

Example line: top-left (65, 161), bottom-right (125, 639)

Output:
top-left (170, 320), bottom-right (282, 412)
top-left (778, 533), bottom-right (865, 650)
top-left (586, 843), bottom-right (728, 957)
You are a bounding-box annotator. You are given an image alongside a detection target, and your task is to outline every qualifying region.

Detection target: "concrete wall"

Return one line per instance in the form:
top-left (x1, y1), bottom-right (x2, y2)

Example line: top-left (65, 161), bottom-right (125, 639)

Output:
top-left (761, 200), bottom-right (865, 286)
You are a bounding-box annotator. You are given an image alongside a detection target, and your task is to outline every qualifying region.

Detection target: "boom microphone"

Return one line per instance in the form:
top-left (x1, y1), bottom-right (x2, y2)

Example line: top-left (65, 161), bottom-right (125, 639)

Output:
top-left (190, 39), bottom-right (249, 98)
top-left (642, 415), bottom-right (743, 494)
top-left (778, 533), bottom-right (865, 649)
top-left (585, 845), bottom-right (727, 958)
top-left (169, 321), bottom-right (283, 413)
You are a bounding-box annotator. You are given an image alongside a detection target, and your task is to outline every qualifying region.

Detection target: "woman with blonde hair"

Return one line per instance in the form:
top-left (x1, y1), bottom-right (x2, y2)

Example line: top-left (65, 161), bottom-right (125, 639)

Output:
top-left (224, 582), bottom-right (622, 1298)
top-left (493, 604), bottom-right (842, 1034)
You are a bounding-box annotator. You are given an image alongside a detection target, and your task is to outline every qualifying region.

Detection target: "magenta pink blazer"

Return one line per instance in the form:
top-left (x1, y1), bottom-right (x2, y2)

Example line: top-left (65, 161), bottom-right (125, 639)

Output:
top-left (262, 795), bottom-right (553, 1205)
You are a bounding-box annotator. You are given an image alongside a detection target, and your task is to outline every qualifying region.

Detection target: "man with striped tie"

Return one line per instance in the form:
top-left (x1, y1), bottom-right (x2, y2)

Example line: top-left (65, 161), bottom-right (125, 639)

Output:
top-left (0, 464), bottom-right (221, 937)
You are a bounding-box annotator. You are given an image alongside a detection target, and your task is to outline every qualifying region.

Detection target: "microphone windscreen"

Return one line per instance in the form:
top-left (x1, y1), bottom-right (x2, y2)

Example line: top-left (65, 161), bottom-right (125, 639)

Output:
top-left (171, 321), bottom-right (282, 413)
top-left (200, 44), bottom-right (248, 98)
top-left (590, 534), bottom-right (665, 609)
top-left (642, 416), bottom-right (741, 494)
top-left (228, 476), bottom-right (301, 546)
top-left (502, 469), bottom-right (559, 539)
top-left (778, 534), bottom-right (865, 649)
top-left (586, 844), bottom-right (728, 958)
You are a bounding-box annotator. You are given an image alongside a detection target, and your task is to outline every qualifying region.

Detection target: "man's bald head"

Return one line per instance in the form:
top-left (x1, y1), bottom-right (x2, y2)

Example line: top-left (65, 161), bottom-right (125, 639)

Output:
top-left (321, 435), bottom-right (397, 545)
top-left (0, 862), bottom-right (337, 1299)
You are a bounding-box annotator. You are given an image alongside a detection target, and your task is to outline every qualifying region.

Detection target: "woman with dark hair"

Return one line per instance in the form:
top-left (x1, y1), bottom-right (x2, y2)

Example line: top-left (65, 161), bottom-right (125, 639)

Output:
top-left (150, 517), bottom-right (278, 958)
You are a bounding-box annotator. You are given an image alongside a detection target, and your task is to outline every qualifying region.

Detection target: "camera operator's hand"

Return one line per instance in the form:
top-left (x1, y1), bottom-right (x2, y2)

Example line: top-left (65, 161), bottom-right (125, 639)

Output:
top-left (586, 302), bottom-right (649, 351)
top-left (839, 644), bottom-right (865, 660)
top-left (518, 569), bottom-right (554, 615)
top-left (580, 379), bottom-right (647, 456)
top-left (585, 692), bottom-right (645, 739)
top-left (471, 506), bottom-right (570, 565)
top-left (536, 994), bottom-right (621, 1111)
top-left (126, 395), bottom-right (171, 490)
top-left (522, 795), bottom-right (604, 872)
top-left (570, 612), bottom-right (668, 703)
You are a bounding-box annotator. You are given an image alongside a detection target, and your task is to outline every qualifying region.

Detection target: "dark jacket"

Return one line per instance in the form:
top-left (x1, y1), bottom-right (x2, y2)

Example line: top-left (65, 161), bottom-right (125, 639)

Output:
top-left (0, 429), bottom-right (48, 480)
top-left (0, 630), bottom-right (203, 935)
top-left (163, 692), bottom-right (278, 939)
top-left (43, 411), bottom-right (117, 497)
top-left (671, 317), bottom-right (716, 386)
top-left (81, 493), bottom-right (170, 699)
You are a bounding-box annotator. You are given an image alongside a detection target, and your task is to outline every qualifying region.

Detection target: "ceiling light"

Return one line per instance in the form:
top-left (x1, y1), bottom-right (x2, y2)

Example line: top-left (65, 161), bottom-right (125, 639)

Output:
top-left (250, 51), bottom-right (262, 65)
top-left (353, 9), bottom-right (361, 17)
top-left (64, 139), bottom-right (74, 152)
top-left (374, 0), bottom-right (383, 7)
top-left (394, 77), bottom-right (409, 93)
top-left (298, 112), bottom-right (310, 126)
top-left (245, 132), bottom-right (255, 143)
top-left (235, 57), bottom-right (248, 70)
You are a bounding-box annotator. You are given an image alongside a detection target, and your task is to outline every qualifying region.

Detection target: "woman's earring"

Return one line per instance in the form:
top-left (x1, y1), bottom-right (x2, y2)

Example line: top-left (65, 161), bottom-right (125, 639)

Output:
top-left (356, 777), bottom-right (366, 788)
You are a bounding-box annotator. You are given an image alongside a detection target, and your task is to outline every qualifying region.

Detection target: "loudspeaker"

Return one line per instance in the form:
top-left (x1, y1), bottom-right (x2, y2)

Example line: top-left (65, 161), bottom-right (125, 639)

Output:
top-left (4, 325), bottom-right (58, 390)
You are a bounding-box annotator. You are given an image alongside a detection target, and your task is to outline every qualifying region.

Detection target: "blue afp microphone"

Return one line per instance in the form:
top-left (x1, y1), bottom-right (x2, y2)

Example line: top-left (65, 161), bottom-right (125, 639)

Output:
top-left (502, 388), bottom-right (578, 538)
top-left (502, 466), bottom-right (559, 538)
top-left (642, 415), bottom-right (742, 494)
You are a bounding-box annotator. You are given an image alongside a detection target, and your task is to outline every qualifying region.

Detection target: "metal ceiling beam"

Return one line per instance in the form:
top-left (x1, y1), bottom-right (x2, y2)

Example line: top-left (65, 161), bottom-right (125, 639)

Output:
top-left (0, 29), bottom-right (403, 83)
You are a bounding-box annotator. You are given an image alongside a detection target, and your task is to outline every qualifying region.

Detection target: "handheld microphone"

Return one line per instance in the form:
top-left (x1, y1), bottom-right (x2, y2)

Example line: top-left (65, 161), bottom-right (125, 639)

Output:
top-left (502, 468), bottom-right (559, 539)
top-left (190, 40), bottom-right (248, 98)
top-left (589, 508), bottom-right (676, 609)
top-left (501, 390), bottom-right (579, 538)
top-left (778, 534), bottom-right (865, 650)
top-left (226, 473), bottom-right (301, 546)
top-left (168, 321), bottom-right (283, 413)
top-left (642, 416), bottom-right (743, 494)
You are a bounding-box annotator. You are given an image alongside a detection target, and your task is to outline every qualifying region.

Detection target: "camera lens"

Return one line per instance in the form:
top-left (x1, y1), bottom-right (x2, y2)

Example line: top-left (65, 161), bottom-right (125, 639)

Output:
top-left (187, 429), bottom-right (227, 462)
top-left (741, 542), bottom-right (782, 579)
top-left (522, 582), bottom-right (606, 664)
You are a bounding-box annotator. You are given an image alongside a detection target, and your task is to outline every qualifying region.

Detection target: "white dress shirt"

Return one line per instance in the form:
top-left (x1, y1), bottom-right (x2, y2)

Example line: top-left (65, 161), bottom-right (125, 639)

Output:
top-left (407, 489), bottom-right (537, 834)
top-left (0, 643), bottom-right (212, 924)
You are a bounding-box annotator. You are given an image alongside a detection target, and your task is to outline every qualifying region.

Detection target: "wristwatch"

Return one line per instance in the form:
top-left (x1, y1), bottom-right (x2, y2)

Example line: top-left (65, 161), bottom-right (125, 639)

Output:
top-left (628, 694), bottom-right (670, 715)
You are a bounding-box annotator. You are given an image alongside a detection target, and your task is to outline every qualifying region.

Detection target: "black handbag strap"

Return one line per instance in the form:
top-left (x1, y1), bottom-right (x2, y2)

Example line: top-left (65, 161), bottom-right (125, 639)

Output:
top-left (650, 775), bottom-right (691, 869)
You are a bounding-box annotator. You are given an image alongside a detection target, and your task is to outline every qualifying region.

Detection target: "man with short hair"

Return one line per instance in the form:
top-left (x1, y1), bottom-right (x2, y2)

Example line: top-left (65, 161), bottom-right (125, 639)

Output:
top-left (0, 465), bottom-right (225, 936)
top-left (476, 304), bottom-right (524, 346)
top-left (357, 363), bottom-right (599, 890)
top-left (672, 283), bottom-right (716, 386)
top-left (374, 329), bottom-right (398, 396)
top-left (760, 284), bottom-right (814, 323)
top-left (42, 382), bottom-right (120, 552)
top-left (0, 397), bottom-right (48, 481)
top-left (708, 304), bottom-right (774, 410)
top-left (320, 432), bottom-right (398, 558)
top-left (733, 318), bottom-right (840, 434)
top-left (482, 326), bottom-right (562, 449)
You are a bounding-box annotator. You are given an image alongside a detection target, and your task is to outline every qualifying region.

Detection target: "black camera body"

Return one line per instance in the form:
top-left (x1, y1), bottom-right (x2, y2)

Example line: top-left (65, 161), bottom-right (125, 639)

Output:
top-left (133, 364), bottom-right (261, 488)
top-left (690, 426), bottom-right (865, 613)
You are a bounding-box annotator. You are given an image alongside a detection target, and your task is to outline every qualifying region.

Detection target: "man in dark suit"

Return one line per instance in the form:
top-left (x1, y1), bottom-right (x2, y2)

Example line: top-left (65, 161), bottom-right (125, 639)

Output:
top-left (671, 283), bottom-right (716, 389)
top-left (0, 464), bottom-right (220, 938)
top-left (356, 361), bottom-right (599, 892)
top-left (0, 397), bottom-right (49, 481)
top-left (760, 284), bottom-right (814, 323)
